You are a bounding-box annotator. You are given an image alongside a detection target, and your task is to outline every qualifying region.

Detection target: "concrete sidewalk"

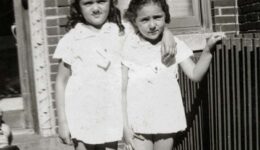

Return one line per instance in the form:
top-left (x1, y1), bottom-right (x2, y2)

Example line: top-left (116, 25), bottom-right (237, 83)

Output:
top-left (13, 134), bottom-right (124, 150)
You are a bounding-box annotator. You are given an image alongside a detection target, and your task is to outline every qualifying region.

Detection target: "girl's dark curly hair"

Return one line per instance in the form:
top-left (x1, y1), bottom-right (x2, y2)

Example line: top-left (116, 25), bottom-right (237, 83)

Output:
top-left (66, 0), bottom-right (124, 32)
top-left (124, 0), bottom-right (171, 26)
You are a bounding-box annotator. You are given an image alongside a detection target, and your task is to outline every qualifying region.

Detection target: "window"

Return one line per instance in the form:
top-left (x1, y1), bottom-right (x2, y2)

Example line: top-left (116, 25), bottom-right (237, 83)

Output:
top-left (168, 0), bottom-right (194, 17)
top-left (166, 0), bottom-right (212, 33)
top-left (117, 0), bottom-right (212, 33)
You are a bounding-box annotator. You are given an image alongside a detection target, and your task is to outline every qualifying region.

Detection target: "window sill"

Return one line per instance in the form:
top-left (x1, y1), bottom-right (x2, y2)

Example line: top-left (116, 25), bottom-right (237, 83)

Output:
top-left (175, 32), bottom-right (224, 51)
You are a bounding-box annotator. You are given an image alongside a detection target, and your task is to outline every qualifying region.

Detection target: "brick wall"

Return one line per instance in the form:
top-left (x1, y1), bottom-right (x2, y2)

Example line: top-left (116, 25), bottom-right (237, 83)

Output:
top-left (238, 0), bottom-right (260, 33)
top-left (45, 0), bottom-right (72, 132)
top-left (211, 0), bottom-right (239, 34)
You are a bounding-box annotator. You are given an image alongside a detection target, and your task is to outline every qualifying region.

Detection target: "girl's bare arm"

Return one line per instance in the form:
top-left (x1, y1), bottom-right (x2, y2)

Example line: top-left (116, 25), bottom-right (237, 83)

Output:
top-left (56, 61), bottom-right (70, 124)
top-left (161, 27), bottom-right (177, 56)
top-left (55, 61), bottom-right (72, 144)
top-left (180, 33), bottom-right (225, 82)
top-left (121, 64), bottom-right (131, 131)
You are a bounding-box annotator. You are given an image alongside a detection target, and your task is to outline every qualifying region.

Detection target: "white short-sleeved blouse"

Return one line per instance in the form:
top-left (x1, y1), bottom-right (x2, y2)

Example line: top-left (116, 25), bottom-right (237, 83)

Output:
top-left (122, 34), bottom-right (193, 134)
top-left (53, 22), bottom-right (125, 144)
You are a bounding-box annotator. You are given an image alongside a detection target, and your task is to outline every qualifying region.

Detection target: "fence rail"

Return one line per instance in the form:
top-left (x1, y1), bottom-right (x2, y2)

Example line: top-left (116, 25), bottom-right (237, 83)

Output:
top-left (174, 36), bottom-right (260, 150)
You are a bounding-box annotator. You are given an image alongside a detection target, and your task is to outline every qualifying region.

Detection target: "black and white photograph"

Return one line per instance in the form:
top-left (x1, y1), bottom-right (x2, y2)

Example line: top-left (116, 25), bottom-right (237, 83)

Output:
top-left (0, 0), bottom-right (259, 150)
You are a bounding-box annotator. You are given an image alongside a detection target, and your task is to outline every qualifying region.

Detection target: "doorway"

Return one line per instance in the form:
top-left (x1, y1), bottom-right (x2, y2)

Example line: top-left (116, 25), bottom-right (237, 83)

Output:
top-left (0, 0), bottom-right (35, 133)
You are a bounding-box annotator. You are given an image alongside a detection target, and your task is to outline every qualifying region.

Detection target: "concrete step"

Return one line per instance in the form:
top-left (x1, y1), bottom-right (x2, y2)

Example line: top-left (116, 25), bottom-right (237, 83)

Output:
top-left (12, 134), bottom-right (125, 150)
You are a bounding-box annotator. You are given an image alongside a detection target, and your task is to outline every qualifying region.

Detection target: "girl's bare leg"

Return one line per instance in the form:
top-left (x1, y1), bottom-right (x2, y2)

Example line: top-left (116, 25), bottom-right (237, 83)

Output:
top-left (153, 134), bottom-right (174, 150)
top-left (74, 140), bottom-right (95, 150)
top-left (133, 134), bottom-right (153, 150)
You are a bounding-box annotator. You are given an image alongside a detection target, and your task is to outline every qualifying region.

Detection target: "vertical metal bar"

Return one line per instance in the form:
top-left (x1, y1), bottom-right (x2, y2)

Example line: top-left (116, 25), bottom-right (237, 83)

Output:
top-left (191, 121), bottom-right (194, 150)
top-left (246, 38), bottom-right (253, 150)
top-left (188, 129), bottom-right (191, 150)
top-left (241, 38), bottom-right (248, 150)
top-left (209, 58), bottom-right (214, 150)
top-left (190, 128), bottom-right (193, 150)
top-left (222, 41), bottom-right (227, 150)
top-left (193, 80), bottom-right (197, 101)
top-left (231, 39), bottom-right (237, 150)
top-left (188, 80), bottom-right (193, 108)
top-left (234, 38), bottom-right (242, 150)
top-left (199, 106), bottom-right (203, 150)
top-left (253, 38), bottom-right (259, 150)
top-left (184, 75), bottom-right (188, 112)
top-left (184, 137), bottom-right (187, 150)
top-left (195, 114), bottom-right (199, 150)
top-left (194, 119), bottom-right (197, 150)
top-left (216, 44), bottom-right (222, 150)
top-left (224, 38), bottom-right (232, 150)
top-left (187, 76), bottom-right (191, 112)
top-left (213, 47), bottom-right (219, 150)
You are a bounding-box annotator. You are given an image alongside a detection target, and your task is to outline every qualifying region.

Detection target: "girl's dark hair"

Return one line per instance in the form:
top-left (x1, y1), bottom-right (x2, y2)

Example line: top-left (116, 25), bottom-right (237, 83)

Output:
top-left (124, 0), bottom-right (171, 26)
top-left (66, 0), bottom-right (124, 32)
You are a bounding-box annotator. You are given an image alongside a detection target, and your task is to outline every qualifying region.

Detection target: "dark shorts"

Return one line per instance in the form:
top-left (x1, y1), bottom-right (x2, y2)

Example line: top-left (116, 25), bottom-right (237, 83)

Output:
top-left (72, 139), bottom-right (118, 149)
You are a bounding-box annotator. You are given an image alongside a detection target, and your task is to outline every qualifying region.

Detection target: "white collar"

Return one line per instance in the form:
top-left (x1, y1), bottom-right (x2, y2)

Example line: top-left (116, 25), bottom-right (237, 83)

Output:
top-left (72, 22), bottom-right (116, 40)
top-left (129, 32), bottom-right (161, 49)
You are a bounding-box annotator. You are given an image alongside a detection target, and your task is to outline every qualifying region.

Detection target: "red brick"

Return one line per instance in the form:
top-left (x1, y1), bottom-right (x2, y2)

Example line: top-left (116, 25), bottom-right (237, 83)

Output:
top-left (59, 17), bottom-right (68, 26)
top-left (257, 22), bottom-right (260, 30)
top-left (239, 24), bottom-right (246, 31)
top-left (59, 27), bottom-right (68, 35)
top-left (238, 0), bottom-right (259, 6)
top-left (237, 0), bottom-right (245, 6)
top-left (51, 73), bottom-right (57, 82)
top-left (49, 56), bottom-right (59, 64)
top-left (49, 46), bottom-right (57, 54)
top-left (240, 5), bottom-right (253, 14)
top-left (45, 8), bottom-right (57, 16)
top-left (221, 8), bottom-right (237, 15)
top-left (213, 16), bottom-right (236, 24)
top-left (239, 15), bottom-right (247, 23)
top-left (47, 19), bottom-right (58, 27)
top-left (58, 7), bottom-right (70, 16)
top-left (221, 24), bottom-right (238, 31)
top-left (54, 110), bottom-right (58, 120)
top-left (212, 8), bottom-right (219, 16)
top-left (57, 0), bottom-right (70, 6)
top-left (51, 64), bottom-right (59, 72)
top-left (52, 101), bottom-right (56, 109)
top-left (45, 0), bottom-right (56, 7)
top-left (211, 0), bottom-right (235, 7)
top-left (247, 13), bottom-right (259, 22)
top-left (253, 3), bottom-right (260, 12)
top-left (48, 37), bottom-right (59, 45)
top-left (240, 3), bottom-right (260, 14)
top-left (213, 25), bottom-right (221, 32)
top-left (47, 27), bottom-right (59, 36)
top-left (246, 22), bottom-right (258, 31)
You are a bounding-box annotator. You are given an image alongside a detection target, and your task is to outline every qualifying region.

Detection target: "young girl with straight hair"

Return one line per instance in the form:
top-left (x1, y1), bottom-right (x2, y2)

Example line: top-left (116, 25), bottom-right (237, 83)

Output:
top-left (55, 0), bottom-right (125, 149)
top-left (54, 0), bottom-right (176, 149)
top-left (121, 0), bottom-right (225, 150)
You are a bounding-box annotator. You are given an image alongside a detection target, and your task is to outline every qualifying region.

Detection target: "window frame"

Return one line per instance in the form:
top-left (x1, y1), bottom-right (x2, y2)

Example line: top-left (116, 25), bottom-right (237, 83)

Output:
top-left (167, 0), bottom-right (212, 34)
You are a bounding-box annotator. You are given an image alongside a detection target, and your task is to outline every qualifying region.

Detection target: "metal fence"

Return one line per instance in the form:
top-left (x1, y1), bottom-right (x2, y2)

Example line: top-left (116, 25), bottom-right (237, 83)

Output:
top-left (174, 35), bottom-right (260, 150)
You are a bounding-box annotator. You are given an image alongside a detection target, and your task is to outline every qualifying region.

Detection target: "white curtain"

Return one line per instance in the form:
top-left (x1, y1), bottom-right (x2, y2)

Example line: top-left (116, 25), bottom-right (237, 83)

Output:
top-left (167, 0), bottom-right (194, 17)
